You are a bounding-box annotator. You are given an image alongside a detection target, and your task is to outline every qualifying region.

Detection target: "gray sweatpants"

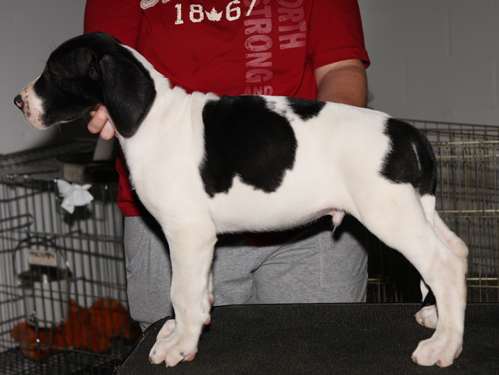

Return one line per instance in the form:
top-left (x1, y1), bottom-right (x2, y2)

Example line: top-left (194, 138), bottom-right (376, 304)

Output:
top-left (124, 215), bottom-right (369, 330)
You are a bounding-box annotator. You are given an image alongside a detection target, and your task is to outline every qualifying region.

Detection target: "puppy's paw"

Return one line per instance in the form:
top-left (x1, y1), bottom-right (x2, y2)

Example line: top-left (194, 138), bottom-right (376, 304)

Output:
top-left (415, 305), bottom-right (438, 329)
top-left (149, 327), bottom-right (198, 367)
top-left (411, 336), bottom-right (462, 367)
top-left (157, 319), bottom-right (177, 340)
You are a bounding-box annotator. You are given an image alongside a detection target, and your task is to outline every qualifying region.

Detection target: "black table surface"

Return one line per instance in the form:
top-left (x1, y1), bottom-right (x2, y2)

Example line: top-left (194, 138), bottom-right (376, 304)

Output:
top-left (115, 303), bottom-right (499, 375)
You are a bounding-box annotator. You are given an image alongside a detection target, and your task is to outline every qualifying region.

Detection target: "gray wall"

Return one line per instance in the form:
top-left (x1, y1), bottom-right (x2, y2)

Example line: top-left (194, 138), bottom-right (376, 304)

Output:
top-left (1, 1), bottom-right (86, 155)
top-left (359, 0), bottom-right (499, 125)
top-left (1, 0), bottom-right (499, 155)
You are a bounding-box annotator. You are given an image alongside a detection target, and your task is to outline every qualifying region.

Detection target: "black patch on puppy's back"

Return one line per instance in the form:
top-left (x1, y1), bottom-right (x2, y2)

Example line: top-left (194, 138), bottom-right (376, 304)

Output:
top-left (381, 118), bottom-right (437, 196)
top-left (201, 95), bottom-right (297, 197)
top-left (286, 97), bottom-right (326, 120)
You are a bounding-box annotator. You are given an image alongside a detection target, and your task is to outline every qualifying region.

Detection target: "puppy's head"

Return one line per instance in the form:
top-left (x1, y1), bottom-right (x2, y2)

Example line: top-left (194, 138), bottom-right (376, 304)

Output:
top-left (14, 32), bottom-right (156, 138)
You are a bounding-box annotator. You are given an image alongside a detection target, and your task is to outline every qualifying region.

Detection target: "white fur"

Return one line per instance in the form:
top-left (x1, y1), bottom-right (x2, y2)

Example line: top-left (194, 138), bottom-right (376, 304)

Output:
top-left (17, 78), bottom-right (44, 129)
top-left (17, 43), bottom-right (468, 368)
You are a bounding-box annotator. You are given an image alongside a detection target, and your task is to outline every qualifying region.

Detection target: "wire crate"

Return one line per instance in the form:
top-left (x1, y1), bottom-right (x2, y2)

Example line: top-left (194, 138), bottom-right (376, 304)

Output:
top-left (0, 142), bottom-right (140, 375)
top-left (368, 121), bottom-right (499, 303)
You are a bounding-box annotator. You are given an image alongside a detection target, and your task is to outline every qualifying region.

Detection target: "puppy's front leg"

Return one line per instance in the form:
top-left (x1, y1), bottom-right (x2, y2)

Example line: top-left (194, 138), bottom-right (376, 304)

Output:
top-left (149, 221), bottom-right (217, 367)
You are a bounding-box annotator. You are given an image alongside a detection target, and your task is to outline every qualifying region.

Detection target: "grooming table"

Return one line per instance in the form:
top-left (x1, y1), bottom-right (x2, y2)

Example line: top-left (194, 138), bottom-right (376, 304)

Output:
top-left (114, 303), bottom-right (498, 374)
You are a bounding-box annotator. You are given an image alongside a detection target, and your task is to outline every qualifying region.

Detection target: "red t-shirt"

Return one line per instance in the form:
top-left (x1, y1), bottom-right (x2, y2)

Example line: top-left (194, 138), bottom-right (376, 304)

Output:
top-left (84, 0), bottom-right (370, 245)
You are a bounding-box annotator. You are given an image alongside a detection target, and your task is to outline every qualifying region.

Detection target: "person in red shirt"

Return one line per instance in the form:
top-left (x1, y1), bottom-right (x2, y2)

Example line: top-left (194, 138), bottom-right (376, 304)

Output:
top-left (84, 0), bottom-right (370, 330)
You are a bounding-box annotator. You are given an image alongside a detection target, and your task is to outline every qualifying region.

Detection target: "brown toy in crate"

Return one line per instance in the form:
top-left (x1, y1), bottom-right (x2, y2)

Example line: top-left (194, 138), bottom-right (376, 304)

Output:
top-left (11, 322), bottom-right (54, 361)
top-left (11, 298), bottom-right (141, 360)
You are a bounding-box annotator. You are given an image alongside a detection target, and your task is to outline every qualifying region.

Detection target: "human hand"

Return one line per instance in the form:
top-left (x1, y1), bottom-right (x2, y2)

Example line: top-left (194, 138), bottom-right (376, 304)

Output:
top-left (88, 105), bottom-right (115, 140)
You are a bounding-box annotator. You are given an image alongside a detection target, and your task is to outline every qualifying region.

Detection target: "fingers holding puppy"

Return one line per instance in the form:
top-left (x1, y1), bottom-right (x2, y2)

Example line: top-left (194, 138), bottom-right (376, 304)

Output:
top-left (88, 105), bottom-right (115, 140)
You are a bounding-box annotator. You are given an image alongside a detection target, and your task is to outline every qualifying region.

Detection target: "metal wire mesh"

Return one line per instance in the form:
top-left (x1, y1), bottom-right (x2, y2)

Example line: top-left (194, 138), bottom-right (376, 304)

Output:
top-left (367, 121), bottom-right (499, 302)
top-left (0, 142), bottom-right (137, 375)
top-left (421, 121), bottom-right (499, 302)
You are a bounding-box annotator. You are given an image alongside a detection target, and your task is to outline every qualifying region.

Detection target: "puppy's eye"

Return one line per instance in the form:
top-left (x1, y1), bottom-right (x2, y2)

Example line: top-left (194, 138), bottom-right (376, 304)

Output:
top-left (49, 71), bottom-right (60, 79)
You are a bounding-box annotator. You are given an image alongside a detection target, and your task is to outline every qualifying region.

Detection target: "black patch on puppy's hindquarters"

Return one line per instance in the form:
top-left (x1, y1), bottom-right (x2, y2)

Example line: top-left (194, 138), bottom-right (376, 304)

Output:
top-left (381, 118), bottom-right (437, 196)
top-left (201, 95), bottom-right (297, 197)
top-left (286, 97), bottom-right (326, 120)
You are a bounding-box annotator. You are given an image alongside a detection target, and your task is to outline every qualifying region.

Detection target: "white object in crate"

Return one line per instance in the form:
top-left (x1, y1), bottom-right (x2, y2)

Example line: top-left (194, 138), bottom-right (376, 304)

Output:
top-left (18, 248), bottom-right (71, 327)
top-left (57, 179), bottom-right (94, 214)
top-left (28, 248), bottom-right (57, 267)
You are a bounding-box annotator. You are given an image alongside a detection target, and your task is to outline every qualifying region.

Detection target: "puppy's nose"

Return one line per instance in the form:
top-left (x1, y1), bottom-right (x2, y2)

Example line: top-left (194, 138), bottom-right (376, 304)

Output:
top-left (14, 94), bottom-right (24, 110)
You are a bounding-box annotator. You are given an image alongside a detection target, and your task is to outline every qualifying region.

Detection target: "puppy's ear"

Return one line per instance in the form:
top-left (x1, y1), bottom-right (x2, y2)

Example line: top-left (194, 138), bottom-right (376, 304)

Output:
top-left (98, 52), bottom-right (156, 138)
top-left (88, 56), bottom-right (100, 82)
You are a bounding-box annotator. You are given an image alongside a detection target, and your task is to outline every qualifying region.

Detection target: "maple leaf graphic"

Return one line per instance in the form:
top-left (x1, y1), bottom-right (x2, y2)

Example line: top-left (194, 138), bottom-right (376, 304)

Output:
top-left (206, 8), bottom-right (223, 22)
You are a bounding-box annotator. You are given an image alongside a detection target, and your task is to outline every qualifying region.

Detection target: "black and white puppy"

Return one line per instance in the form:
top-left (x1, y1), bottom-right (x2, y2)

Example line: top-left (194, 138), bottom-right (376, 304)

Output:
top-left (15, 32), bottom-right (468, 368)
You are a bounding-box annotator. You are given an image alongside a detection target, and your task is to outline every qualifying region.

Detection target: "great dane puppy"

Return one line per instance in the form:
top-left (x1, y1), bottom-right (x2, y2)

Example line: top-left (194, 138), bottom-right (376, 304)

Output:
top-left (15, 32), bottom-right (468, 368)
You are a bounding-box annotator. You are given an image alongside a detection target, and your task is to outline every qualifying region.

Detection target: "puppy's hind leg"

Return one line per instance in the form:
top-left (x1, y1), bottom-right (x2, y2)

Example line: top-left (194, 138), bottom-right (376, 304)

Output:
top-left (415, 195), bottom-right (439, 329)
top-left (415, 281), bottom-right (439, 329)
top-left (357, 188), bottom-right (467, 367)
top-left (418, 195), bottom-right (468, 267)
top-left (433, 212), bottom-right (468, 265)
top-left (415, 196), bottom-right (468, 330)
top-left (410, 212), bottom-right (467, 367)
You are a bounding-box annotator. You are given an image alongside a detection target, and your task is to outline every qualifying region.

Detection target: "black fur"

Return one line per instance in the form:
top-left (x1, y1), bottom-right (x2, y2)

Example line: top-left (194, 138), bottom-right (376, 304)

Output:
top-left (286, 97), bottom-right (326, 120)
top-left (201, 96), bottom-right (297, 197)
top-left (381, 118), bottom-right (437, 196)
top-left (33, 32), bottom-right (156, 137)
